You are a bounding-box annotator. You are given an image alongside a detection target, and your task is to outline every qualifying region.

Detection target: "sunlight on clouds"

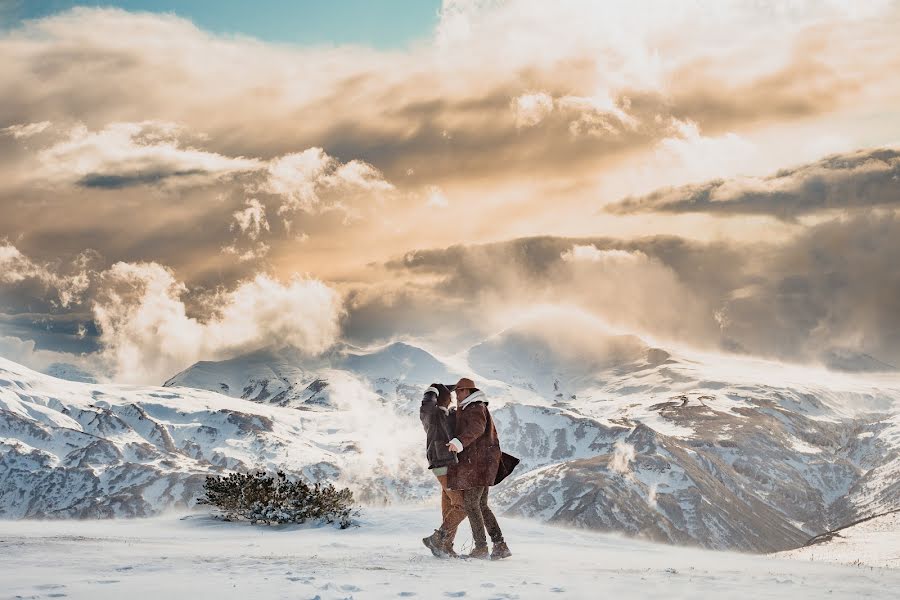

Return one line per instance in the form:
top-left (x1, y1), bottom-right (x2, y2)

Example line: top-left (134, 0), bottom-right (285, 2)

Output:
top-left (33, 121), bottom-right (262, 188)
top-left (0, 242), bottom-right (92, 308)
top-left (1, 1), bottom-right (900, 377)
top-left (1, 121), bottom-right (51, 139)
top-left (230, 198), bottom-right (270, 240)
top-left (93, 262), bottom-right (343, 383)
top-left (425, 185), bottom-right (449, 208)
top-left (260, 148), bottom-right (394, 215)
top-left (512, 92), bottom-right (553, 128)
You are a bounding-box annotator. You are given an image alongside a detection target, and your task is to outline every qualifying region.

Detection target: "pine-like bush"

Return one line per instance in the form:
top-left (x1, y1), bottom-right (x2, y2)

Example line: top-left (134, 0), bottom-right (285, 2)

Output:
top-left (199, 470), bottom-right (355, 528)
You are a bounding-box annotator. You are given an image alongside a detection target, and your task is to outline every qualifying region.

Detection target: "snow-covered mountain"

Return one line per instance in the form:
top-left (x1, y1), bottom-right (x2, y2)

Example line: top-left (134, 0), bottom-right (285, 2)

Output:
top-left (0, 354), bottom-right (435, 518)
top-left (488, 347), bottom-right (900, 552)
top-left (163, 342), bottom-right (464, 413)
top-left (5, 326), bottom-right (900, 554)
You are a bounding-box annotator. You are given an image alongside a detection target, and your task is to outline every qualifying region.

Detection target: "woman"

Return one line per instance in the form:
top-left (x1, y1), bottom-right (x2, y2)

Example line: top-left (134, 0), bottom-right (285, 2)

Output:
top-left (420, 382), bottom-right (467, 557)
top-left (446, 377), bottom-right (512, 560)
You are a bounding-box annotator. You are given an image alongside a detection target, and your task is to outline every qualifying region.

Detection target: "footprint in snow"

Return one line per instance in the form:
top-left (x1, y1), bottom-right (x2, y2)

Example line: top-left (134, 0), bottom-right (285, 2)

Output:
top-left (341, 584), bottom-right (361, 592)
top-left (550, 588), bottom-right (565, 593)
top-left (398, 593), bottom-right (416, 597)
top-left (444, 593), bottom-right (466, 598)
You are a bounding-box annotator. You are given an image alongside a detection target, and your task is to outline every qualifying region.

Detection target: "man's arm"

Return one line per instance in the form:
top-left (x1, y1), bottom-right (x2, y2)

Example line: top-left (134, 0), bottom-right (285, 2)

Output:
top-left (419, 383), bottom-right (440, 429)
top-left (447, 404), bottom-right (487, 452)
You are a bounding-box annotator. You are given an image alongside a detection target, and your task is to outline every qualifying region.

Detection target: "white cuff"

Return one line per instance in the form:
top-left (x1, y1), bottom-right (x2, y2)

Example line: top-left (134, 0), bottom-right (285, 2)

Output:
top-left (448, 438), bottom-right (463, 452)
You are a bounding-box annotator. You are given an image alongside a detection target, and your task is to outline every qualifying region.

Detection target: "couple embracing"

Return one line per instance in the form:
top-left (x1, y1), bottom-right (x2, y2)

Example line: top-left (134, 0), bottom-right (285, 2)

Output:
top-left (419, 377), bottom-right (519, 560)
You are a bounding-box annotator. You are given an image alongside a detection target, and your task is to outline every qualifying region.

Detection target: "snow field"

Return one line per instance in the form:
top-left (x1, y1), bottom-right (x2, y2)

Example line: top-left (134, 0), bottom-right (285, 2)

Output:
top-left (2, 506), bottom-right (899, 600)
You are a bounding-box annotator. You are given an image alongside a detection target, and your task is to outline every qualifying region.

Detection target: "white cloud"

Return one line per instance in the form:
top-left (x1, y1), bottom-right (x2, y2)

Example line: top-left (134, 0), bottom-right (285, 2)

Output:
top-left (221, 242), bottom-right (271, 262)
top-left (0, 334), bottom-right (99, 377)
top-left (230, 198), bottom-right (270, 240)
top-left (561, 245), bottom-right (647, 265)
top-left (0, 242), bottom-right (91, 308)
top-left (93, 261), bottom-right (343, 383)
top-left (34, 121), bottom-right (262, 188)
top-left (512, 92), bottom-right (554, 128)
top-left (557, 93), bottom-right (639, 138)
top-left (652, 120), bottom-right (756, 183)
top-left (260, 148), bottom-right (394, 215)
top-left (1, 121), bottom-right (51, 139)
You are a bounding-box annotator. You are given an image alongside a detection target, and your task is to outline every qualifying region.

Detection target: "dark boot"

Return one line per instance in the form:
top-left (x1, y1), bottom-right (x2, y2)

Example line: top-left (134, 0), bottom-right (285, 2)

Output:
top-left (422, 529), bottom-right (449, 558)
top-left (465, 544), bottom-right (489, 559)
top-left (491, 541), bottom-right (512, 560)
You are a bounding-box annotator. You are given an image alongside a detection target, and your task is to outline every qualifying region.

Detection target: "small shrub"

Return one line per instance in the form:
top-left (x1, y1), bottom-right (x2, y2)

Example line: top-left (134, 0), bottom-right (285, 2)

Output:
top-left (199, 470), bottom-right (356, 528)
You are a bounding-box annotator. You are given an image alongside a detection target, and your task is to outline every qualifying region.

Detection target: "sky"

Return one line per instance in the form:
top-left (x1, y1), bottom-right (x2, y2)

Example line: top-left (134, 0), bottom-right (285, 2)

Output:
top-left (2, 0), bottom-right (900, 383)
top-left (1, 1), bottom-right (443, 48)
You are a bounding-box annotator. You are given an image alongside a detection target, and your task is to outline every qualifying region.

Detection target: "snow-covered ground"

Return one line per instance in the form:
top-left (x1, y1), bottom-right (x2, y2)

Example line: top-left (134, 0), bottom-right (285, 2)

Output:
top-left (2, 506), bottom-right (898, 600)
top-left (777, 511), bottom-right (900, 570)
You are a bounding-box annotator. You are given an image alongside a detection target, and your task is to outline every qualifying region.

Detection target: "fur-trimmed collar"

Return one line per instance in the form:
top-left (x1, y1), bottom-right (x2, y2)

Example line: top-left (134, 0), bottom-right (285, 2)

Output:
top-left (459, 389), bottom-right (487, 410)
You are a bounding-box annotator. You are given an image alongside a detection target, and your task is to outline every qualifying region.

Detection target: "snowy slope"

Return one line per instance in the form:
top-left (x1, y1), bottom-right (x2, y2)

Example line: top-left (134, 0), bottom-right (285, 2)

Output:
top-left (777, 510), bottom-right (900, 569)
top-left (6, 330), bottom-right (900, 553)
top-left (2, 506), bottom-right (899, 600)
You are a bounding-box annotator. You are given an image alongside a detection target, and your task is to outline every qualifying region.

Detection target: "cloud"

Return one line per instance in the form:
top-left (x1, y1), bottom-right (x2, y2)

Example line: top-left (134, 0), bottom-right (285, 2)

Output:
top-left (0, 3), bottom-right (896, 290)
top-left (2, 3), bottom-right (893, 189)
top-left (606, 147), bottom-right (900, 220)
top-left (0, 241), bottom-right (94, 308)
top-left (230, 198), bottom-right (270, 240)
top-left (258, 148), bottom-right (393, 215)
top-left (377, 213), bottom-right (900, 369)
top-left (221, 241), bottom-right (270, 263)
top-left (1, 120), bottom-right (51, 138)
top-left (380, 235), bottom-right (725, 351)
top-left (3, 3), bottom-right (900, 378)
top-left (32, 121), bottom-right (262, 189)
top-left (0, 333), bottom-right (99, 376)
top-left (92, 261), bottom-right (343, 383)
top-left (512, 92), bottom-right (554, 128)
top-left (0, 243), bottom-right (343, 383)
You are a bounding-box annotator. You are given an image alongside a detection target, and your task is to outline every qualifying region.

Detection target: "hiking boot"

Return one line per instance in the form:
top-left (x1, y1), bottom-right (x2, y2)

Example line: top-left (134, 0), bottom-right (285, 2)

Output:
top-left (422, 529), bottom-right (449, 558)
top-left (465, 544), bottom-right (490, 559)
top-left (441, 536), bottom-right (459, 558)
top-left (490, 541), bottom-right (512, 560)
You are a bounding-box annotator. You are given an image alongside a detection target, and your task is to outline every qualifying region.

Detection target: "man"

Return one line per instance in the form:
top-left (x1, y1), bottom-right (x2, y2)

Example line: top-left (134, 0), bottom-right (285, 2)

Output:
top-left (420, 382), bottom-right (467, 558)
top-left (446, 377), bottom-right (512, 560)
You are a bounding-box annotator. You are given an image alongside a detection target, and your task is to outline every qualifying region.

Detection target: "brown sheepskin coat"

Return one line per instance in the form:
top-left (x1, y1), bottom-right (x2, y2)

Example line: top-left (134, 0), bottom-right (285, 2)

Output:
top-left (446, 392), bottom-right (502, 490)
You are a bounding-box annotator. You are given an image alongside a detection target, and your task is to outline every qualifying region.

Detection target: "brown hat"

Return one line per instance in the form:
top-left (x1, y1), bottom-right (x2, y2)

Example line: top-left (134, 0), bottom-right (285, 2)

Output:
top-left (455, 377), bottom-right (476, 391)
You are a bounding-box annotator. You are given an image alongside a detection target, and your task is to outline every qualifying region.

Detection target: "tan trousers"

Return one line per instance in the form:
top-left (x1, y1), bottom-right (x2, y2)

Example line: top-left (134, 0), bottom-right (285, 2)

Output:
top-left (436, 473), bottom-right (467, 543)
